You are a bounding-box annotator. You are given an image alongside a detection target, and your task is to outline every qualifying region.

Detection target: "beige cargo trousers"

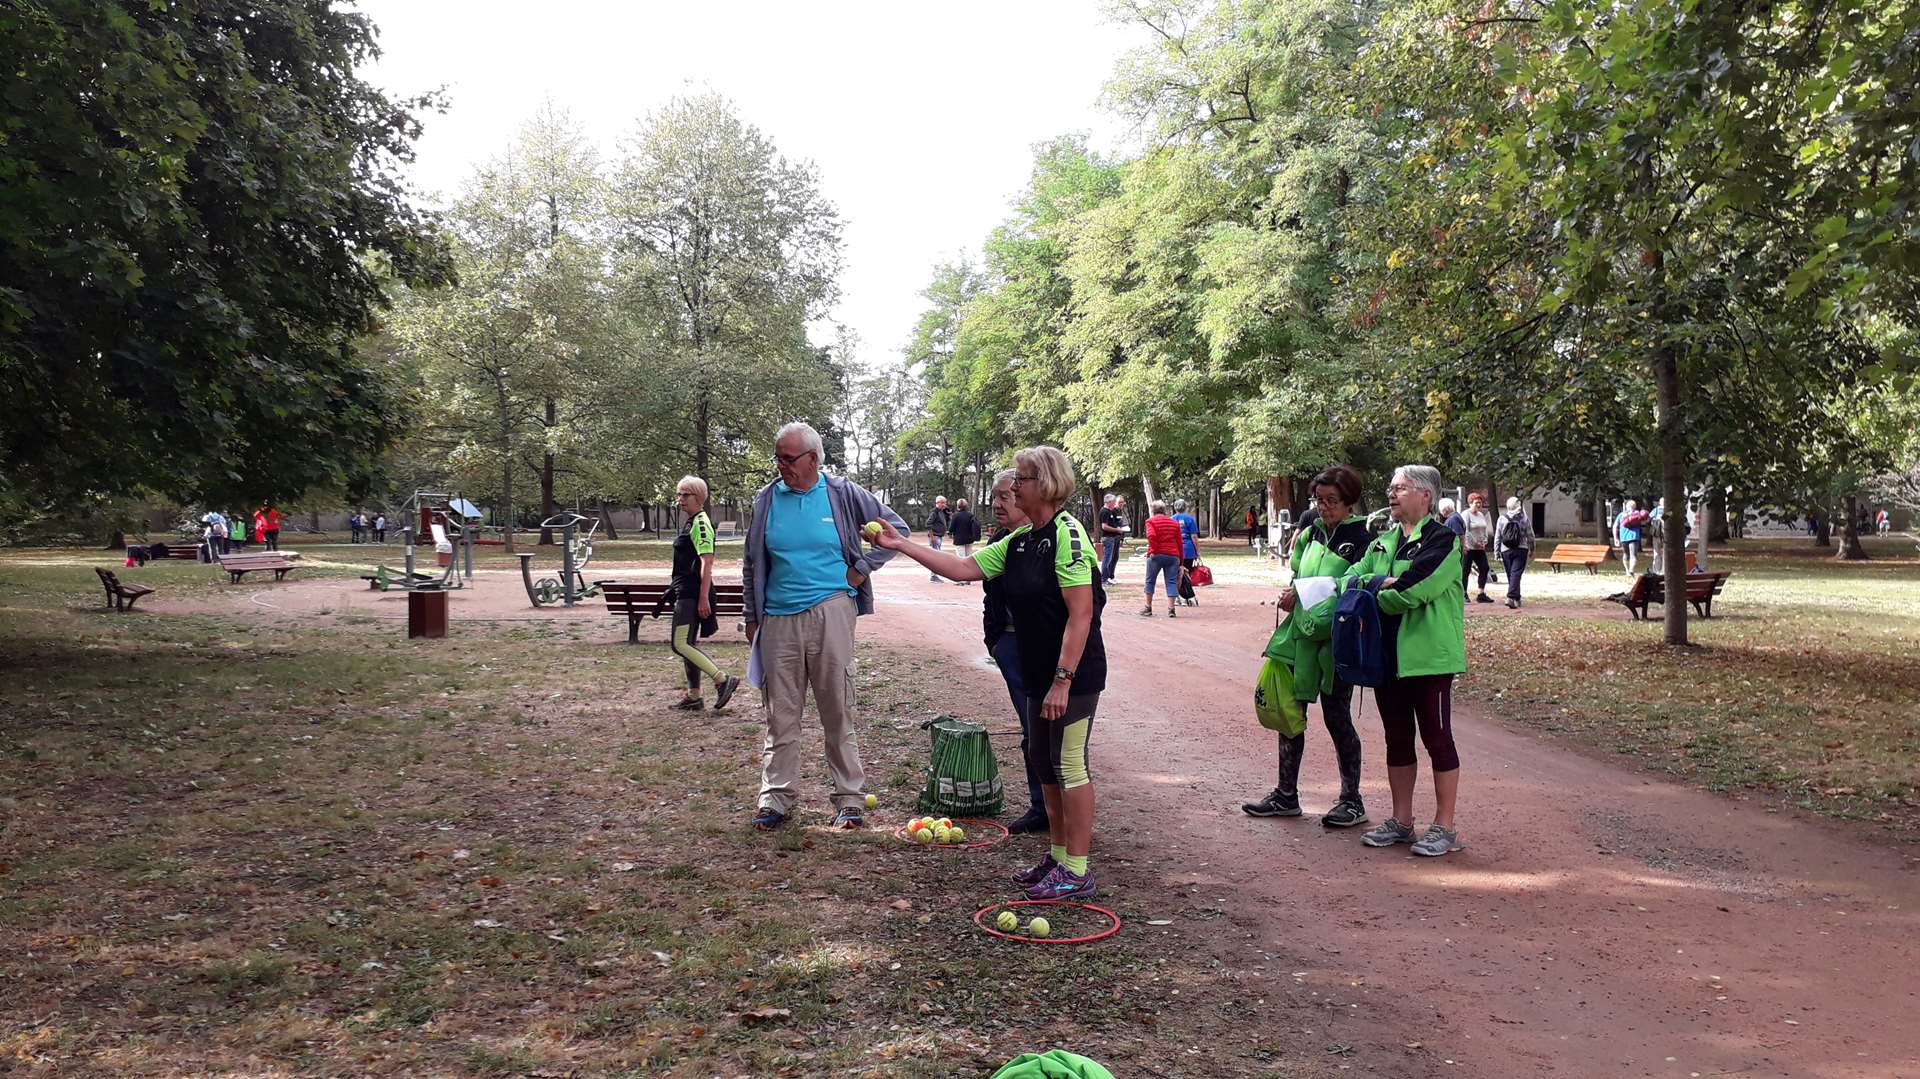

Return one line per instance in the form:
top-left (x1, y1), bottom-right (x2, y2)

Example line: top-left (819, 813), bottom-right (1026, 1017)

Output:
top-left (756, 593), bottom-right (865, 814)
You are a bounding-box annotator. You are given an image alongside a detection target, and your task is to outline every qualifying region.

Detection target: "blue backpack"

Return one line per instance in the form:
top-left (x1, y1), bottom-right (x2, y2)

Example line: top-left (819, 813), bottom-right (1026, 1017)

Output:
top-left (1332, 575), bottom-right (1391, 687)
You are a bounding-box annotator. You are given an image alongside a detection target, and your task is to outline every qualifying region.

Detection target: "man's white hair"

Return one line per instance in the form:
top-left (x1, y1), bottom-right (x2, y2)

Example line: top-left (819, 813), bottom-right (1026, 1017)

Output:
top-left (1103, 493), bottom-right (1116, 506)
top-left (774, 421), bottom-right (824, 458)
top-left (1173, 498), bottom-right (1187, 511)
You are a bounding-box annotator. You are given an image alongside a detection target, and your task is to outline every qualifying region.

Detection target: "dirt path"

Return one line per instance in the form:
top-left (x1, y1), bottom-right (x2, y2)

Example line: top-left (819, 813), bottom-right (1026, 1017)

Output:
top-left (863, 574), bottom-right (1920, 1078)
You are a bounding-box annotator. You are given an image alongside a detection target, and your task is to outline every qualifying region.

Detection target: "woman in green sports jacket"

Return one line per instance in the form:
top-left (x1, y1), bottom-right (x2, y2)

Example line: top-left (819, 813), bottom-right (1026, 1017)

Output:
top-left (1346, 464), bottom-right (1468, 859)
top-left (1243, 465), bottom-right (1371, 829)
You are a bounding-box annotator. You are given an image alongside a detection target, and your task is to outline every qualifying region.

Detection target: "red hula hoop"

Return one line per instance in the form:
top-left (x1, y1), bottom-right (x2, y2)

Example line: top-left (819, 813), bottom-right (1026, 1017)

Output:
top-left (971, 899), bottom-right (1123, 944)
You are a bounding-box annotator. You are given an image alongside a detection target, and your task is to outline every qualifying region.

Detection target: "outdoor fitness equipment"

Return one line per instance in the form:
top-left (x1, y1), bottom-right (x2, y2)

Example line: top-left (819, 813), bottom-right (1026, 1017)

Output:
top-left (369, 492), bottom-right (477, 592)
top-left (517, 511), bottom-right (602, 607)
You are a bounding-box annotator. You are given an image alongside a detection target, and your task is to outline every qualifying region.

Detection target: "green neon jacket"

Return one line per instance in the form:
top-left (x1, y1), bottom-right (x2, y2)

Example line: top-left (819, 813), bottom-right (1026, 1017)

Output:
top-left (1345, 514), bottom-right (1467, 678)
top-left (1267, 514), bottom-right (1374, 699)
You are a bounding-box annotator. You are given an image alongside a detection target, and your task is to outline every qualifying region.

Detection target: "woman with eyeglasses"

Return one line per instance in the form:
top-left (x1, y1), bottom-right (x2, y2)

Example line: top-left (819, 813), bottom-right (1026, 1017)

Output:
top-left (1244, 465), bottom-right (1371, 828)
top-left (1346, 465), bottom-right (1468, 858)
top-left (868, 446), bottom-right (1108, 901)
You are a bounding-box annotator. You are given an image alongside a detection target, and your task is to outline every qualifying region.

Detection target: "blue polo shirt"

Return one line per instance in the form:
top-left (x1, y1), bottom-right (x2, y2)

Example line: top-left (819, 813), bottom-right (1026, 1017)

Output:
top-left (764, 478), bottom-right (854, 616)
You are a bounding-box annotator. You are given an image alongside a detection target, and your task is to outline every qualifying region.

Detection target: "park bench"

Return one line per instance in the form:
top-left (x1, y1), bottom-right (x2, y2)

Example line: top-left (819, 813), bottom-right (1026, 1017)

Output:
top-left (94, 568), bottom-right (156, 612)
top-left (1606, 571), bottom-right (1733, 621)
top-left (599, 581), bottom-right (746, 643)
top-left (1540, 542), bottom-right (1612, 573)
top-left (219, 551), bottom-right (300, 584)
top-left (158, 543), bottom-right (202, 560)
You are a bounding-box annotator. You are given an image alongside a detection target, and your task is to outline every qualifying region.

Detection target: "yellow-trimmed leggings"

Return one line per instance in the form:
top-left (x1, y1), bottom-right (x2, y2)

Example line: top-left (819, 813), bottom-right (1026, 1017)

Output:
top-left (1023, 692), bottom-right (1098, 788)
top-left (671, 619), bottom-right (726, 690)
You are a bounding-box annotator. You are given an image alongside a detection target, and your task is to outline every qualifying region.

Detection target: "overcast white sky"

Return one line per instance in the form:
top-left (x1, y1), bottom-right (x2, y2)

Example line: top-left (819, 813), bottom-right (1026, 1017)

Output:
top-left (357, 0), bottom-right (1144, 371)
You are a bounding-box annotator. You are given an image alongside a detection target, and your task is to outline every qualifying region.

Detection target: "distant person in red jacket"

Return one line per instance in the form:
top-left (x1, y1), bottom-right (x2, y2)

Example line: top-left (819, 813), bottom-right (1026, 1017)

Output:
top-left (1141, 500), bottom-right (1183, 619)
top-left (255, 503), bottom-right (284, 551)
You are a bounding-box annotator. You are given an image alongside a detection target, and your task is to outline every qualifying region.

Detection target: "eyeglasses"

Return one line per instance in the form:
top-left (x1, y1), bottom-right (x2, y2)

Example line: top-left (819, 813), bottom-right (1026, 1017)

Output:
top-left (1312, 495), bottom-right (1345, 508)
top-left (1385, 483), bottom-right (1415, 495)
top-left (1010, 474), bottom-right (1039, 486)
top-left (773, 450), bottom-right (816, 466)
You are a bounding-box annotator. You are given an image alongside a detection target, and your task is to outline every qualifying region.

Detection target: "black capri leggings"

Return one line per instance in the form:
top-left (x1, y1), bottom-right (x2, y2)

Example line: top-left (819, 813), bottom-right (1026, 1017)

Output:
top-left (1377, 673), bottom-right (1460, 772)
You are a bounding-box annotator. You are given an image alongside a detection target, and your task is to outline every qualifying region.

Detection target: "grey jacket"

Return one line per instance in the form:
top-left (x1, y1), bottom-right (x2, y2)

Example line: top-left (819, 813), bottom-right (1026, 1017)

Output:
top-left (741, 473), bottom-right (910, 624)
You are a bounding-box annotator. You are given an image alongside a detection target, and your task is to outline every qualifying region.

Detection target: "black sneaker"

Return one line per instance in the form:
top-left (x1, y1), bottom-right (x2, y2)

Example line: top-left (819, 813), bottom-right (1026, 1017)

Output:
top-left (1321, 799), bottom-right (1369, 828)
top-left (1242, 789), bottom-right (1302, 817)
top-left (1007, 809), bottom-right (1050, 834)
top-left (672, 696), bottom-right (705, 711)
top-left (1475, 593), bottom-right (1495, 604)
top-left (713, 675), bottom-right (741, 711)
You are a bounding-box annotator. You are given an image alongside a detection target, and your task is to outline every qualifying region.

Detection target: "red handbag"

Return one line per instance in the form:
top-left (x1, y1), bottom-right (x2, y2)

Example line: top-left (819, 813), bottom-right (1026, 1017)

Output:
top-left (1189, 563), bottom-right (1213, 586)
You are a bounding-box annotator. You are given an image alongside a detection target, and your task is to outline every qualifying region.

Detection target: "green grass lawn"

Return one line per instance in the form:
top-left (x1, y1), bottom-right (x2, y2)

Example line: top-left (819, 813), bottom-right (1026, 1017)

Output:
top-left (1458, 536), bottom-right (1920, 836)
top-left (0, 545), bottom-right (1337, 1078)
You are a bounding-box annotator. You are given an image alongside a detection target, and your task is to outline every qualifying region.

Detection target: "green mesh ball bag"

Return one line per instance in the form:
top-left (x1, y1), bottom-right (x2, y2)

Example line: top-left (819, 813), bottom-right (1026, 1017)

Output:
top-left (917, 717), bottom-right (1005, 817)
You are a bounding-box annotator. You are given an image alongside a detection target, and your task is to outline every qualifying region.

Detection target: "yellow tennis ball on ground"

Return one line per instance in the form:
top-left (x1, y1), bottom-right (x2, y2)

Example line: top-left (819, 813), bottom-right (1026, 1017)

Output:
top-left (1027, 916), bottom-right (1051, 938)
top-left (937, 818), bottom-right (953, 829)
top-left (864, 793), bottom-right (877, 808)
top-left (906, 817), bottom-right (923, 833)
top-left (996, 911), bottom-right (1018, 932)
top-left (949, 827), bottom-right (966, 842)
top-left (935, 828), bottom-right (953, 844)
top-left (914, 827), bottom-right (934, 844)
top-left (862, 521), bottom-right (884, 541)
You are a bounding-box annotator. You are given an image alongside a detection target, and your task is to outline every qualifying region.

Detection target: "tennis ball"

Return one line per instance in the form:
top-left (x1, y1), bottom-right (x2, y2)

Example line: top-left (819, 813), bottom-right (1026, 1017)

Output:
top-left (1027, 916), bottom-right (1051, 938)
top-left (937, 818), bottom-right (953, 829)
top-left (864, 793), bottom-right (877, 808)
top-left (906, 817), bottom-right (924, 833)
top-left (949, 827), bottom-right (966, 842)
top-left (914, 827), bottom-right (934, 844)
top-left (996, 911), bottom-right (1018, 932)
top-left (935, 828), bottom-right (953, 844)
top-left (862, 521), bottom-right (884, 541)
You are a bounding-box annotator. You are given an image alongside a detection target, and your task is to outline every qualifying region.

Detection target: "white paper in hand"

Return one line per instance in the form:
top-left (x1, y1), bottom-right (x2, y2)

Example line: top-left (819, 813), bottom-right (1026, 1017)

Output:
top-left (1290, 576), bottom-right (1338, 615)
top-left (744, 635), bottom-right (765, 690)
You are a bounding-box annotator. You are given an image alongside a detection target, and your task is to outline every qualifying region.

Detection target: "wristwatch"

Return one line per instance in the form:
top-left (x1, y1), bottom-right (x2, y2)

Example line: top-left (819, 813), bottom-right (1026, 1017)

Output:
top-left (1053, 666), bottom-right (1075, 683)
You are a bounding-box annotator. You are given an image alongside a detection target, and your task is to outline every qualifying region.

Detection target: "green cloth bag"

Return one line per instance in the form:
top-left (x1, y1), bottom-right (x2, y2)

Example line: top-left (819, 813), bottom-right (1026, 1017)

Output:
top-left (916, 717), bottom-right (1004, 817)
top-left (991, 1050), bottom-right (1117, 1079)
top-left (1254, 656), bottom-right (1306, 737)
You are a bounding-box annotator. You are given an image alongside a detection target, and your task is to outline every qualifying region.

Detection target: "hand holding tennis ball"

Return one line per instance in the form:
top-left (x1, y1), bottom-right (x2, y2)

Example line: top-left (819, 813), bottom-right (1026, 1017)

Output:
top-left (996, 911), bottom-right (1018, 932)
top-left (862, 520), bottom-right (883, 542)
top-left (1027, 916), bottom-right (1051, 938)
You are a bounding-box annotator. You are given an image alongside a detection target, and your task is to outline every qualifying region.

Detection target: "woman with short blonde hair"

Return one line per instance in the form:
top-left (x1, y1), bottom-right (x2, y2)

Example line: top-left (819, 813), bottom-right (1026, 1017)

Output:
top-left (669, 476), bottom-right (739, 711)
top-left (869, 446), bottom-right (1108, 898)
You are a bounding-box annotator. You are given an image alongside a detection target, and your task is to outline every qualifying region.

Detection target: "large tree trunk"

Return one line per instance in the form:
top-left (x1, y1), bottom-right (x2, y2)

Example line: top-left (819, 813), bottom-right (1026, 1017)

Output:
top-left (693, 388), bottom-right (711, 478)
top-left (1208, 483), bottom-right (1223, 540)
top-left (1813, 510), bottom-right (1832, 547)
top-left (1707, 486), bottom-right (1730, 542)
top-left (1593, 495), bottom-right (1609, 542)
top-left (599, 498), bottom-right (619, 540)
top-left (497, 376), bottom-right (517, 555)
top-left (1653, 334), bottom-right (1690, 646)
top-left (538, 397), bottom-right (558, 545)
top-left (1139, 473), bottom-right (1160, 506)
top-left (1836, 494), bottom-right (1870, 560)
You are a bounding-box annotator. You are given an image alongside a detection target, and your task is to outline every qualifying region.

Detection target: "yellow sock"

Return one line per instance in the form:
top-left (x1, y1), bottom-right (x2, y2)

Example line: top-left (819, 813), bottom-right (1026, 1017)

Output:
top-left (1061, 853), bottom-right (1089, 875)
top-left (1050, 844), bottom-right (1067, 863)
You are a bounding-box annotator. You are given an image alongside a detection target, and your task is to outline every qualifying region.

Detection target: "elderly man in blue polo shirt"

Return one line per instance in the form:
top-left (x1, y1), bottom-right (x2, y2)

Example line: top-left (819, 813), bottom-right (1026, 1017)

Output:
top-left (743, 421), bottom-right (910, 831)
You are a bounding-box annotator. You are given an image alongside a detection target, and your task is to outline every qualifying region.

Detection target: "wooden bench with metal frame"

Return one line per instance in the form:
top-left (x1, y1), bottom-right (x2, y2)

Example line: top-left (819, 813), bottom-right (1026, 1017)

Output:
top-left (1540, 542), bottom-right (1612, 574)
top-left (94, 567), bottom-right (156, 611)
top-left (219, 550), bottom-right (300, 584)
top-left (598, 581), bottom-right (746, 643)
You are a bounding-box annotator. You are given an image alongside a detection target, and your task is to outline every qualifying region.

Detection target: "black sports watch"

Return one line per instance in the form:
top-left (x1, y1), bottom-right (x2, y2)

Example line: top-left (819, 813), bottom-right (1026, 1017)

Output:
top-left (1053, 666), bottom-right (1075, 683)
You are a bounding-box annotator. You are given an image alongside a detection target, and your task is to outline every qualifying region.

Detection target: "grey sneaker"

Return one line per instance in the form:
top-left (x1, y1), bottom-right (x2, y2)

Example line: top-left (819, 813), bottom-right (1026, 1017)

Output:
top-left (1361, 817), bottom-right (1415, 847)
top-left (1410, 824), bottom-right (1462, 857)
